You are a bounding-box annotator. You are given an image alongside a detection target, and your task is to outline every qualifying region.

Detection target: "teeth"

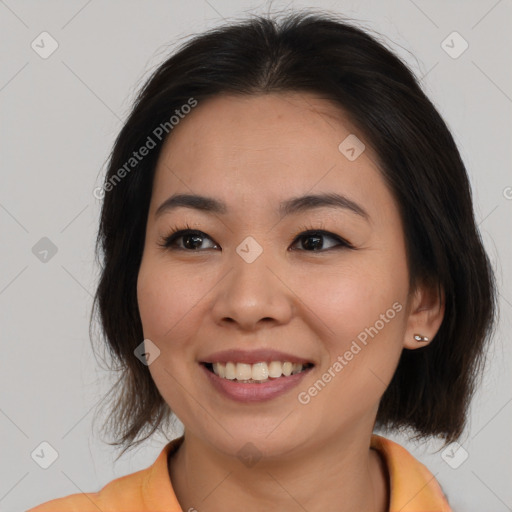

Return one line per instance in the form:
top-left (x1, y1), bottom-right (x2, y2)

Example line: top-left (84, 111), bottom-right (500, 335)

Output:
top-left (252, 362), bottom-right (268, 380)
top-left (236, 363), bottom-right (252, 381)
top-left (291, 363), bottom-right (303, 375)
top-left (211, 361), bottom-right (309, 381)
top-left (268, 361), bottom-right (282, 378)
top-left (217, 362), bottom-right (226, 378)
top-left (225, 362), bottom-right (236, 380)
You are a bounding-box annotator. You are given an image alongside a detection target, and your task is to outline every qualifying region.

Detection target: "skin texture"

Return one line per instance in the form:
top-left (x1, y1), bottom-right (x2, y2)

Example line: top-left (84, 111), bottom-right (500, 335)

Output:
top-left (136, 92), bottom-right (445, 512)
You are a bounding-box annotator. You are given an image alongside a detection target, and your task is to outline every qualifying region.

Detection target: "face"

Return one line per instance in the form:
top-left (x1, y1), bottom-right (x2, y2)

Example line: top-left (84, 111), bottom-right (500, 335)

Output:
top-left (137, 92), bottom-right (415, 458)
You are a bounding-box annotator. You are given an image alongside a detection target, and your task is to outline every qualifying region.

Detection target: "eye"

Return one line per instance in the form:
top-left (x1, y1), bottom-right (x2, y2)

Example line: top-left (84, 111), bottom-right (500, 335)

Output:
top-left (157, 224), bottom-right (219, 251)
top-left (290, 225), bottom-right (354, 252)
top-left (157, 223), bottom-right (355, 252)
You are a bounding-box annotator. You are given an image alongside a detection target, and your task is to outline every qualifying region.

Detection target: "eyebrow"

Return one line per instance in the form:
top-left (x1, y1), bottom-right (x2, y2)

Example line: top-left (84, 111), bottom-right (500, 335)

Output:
top-left (155, 192), bottom-right (369, 220)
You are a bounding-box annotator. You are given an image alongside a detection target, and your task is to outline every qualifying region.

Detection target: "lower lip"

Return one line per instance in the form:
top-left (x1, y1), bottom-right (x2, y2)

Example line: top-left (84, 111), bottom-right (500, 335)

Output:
top-left (201, 364), bottom-right (313, 403)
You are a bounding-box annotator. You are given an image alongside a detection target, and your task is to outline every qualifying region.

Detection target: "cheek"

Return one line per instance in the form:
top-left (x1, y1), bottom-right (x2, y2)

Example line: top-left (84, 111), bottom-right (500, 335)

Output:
top-left (137, 259), bottom-right (204, 415)
top-left (308, 261), bottom-right (404, 337)
top-left (304, 254), bottom-right (408, 390)
top-left (136, 257), bottom-right (204, 341)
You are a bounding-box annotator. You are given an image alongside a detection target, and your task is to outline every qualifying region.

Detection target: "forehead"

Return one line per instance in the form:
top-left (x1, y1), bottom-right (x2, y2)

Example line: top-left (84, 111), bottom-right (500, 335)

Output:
top-left (151, 92), bottom-right (388, 216)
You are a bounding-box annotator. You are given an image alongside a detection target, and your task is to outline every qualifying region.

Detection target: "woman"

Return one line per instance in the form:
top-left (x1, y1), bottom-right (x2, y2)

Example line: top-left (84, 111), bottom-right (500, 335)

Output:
top-left (28, 10), bottom-right (497, 512)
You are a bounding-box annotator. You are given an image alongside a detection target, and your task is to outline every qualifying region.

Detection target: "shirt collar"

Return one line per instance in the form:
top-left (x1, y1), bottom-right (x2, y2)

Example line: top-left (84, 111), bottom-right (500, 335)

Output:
top-left (370, 434), bottom-right (452, 511)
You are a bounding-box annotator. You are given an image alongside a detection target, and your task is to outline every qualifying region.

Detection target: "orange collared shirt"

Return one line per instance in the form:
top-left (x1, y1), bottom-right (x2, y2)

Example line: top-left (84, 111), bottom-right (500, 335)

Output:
top-left (27, 434), bottom-right (452, 511)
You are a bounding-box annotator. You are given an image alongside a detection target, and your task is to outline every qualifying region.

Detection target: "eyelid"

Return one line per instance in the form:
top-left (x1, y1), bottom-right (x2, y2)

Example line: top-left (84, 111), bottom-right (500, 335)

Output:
top-left (293, 223), bottom-right (355, 249)
top-left (156, 223), bottom-right (218, 251)
top-left (157, 223), bottom-right (354, 251)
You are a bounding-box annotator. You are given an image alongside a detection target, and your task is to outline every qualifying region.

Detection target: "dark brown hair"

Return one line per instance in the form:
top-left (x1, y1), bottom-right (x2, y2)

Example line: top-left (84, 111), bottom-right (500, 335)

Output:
top-left (90, 9), bottom-right (498, 457)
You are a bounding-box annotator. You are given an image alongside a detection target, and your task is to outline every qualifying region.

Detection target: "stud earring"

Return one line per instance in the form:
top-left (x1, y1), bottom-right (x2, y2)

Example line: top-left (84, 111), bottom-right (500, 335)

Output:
top-left (413, 334), bottom-right (429, 342)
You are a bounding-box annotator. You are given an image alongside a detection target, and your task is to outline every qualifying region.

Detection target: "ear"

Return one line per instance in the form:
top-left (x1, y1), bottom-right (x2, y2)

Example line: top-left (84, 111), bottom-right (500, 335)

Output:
top-left (403, 278), bottom-right (445, 350)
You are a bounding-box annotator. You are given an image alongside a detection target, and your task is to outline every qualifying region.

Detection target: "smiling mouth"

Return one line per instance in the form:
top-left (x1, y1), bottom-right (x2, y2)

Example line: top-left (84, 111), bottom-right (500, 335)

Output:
top-left (202, 361), bottom-right (314, 383)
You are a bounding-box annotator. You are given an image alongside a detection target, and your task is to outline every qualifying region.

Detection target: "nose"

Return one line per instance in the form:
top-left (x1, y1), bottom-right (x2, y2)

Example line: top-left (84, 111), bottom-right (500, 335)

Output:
top-left (211, 247), bottom-right (294, 331)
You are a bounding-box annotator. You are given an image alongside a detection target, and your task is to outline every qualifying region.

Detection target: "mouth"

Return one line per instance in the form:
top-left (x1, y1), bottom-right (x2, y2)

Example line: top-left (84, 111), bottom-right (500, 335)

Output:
top-left (201, 361), bottom-right (315, 383)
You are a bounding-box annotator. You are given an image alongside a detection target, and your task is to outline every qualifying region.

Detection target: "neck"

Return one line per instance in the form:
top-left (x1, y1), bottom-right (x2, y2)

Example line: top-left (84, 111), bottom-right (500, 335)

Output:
top-left (168, 428), bottom-right (389, 512)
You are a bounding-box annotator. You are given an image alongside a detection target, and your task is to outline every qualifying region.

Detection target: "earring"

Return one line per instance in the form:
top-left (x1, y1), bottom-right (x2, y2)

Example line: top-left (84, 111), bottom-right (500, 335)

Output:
top-left (413, 334), bottom-right (430, 342)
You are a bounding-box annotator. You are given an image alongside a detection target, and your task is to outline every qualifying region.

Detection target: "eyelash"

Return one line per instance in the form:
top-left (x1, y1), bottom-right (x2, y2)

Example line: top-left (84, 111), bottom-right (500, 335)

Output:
top-left (157, 222), bottom-right (355, 252)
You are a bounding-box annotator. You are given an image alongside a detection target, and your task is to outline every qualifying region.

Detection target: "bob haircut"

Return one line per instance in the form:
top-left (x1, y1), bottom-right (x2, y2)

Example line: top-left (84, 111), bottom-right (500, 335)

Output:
top-left (91, 10), bottom-right (497, 457)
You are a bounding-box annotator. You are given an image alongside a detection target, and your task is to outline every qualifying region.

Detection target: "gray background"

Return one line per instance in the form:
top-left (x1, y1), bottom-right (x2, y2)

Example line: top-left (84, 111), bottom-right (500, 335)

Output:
top-left (1, 1), bottom-right (511, 511)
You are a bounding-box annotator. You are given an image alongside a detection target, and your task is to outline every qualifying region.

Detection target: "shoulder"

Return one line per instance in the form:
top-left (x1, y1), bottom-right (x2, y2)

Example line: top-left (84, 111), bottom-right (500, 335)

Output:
top-left (26, 465), bottom-right (149, 512)
top-left (26, 438), bottom-right (184, 512)
top-left (370, 434), bottom-right (453, 512)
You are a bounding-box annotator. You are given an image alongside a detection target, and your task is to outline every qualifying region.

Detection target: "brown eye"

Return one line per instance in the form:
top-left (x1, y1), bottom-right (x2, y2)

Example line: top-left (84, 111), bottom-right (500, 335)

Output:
top-left (159, 230), bottom-right (219, 251)
top-left (157, 227), bottom-right (354, 253)
top-left (291, 230), bottom-right (353, 252)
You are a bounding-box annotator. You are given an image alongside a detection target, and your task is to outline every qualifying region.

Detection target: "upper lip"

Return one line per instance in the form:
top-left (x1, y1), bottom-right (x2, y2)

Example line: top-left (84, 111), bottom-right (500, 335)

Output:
top-left (200, 349), bottom-right (314, 365)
